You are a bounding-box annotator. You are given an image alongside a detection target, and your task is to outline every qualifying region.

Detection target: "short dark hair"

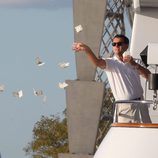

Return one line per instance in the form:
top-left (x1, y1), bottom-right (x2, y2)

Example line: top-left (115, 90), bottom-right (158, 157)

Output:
top-left (113, 34), bottom-right (129, 45)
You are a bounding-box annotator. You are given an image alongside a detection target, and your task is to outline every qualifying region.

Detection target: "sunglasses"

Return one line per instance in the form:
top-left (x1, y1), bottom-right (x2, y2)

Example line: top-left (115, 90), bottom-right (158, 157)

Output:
top-left (112, 42), bottom-right (124, 47)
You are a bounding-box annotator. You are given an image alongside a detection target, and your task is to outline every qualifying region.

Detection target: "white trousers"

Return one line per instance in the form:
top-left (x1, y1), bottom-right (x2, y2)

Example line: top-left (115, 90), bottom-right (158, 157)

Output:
top-left (115, 103), bottom-right (152, 123)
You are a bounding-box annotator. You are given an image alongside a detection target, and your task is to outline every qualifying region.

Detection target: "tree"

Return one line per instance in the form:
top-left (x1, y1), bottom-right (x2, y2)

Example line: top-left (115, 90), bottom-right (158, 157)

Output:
top-left (95, 80), bottom-right (114, 148)
top-left (24, 115), bottom-right (68, 158)
top-left (24, 81), bottom-right (114, 157)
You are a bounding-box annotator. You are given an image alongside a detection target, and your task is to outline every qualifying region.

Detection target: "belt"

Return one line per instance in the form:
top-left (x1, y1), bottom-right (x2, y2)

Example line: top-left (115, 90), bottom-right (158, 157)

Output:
top-left (133, 97), bottom-right (141, 100)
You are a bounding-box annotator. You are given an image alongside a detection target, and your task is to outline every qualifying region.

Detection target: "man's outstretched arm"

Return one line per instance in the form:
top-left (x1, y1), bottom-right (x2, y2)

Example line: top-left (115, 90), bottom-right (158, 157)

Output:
top-left (72, 42), bottom-right (106, 69)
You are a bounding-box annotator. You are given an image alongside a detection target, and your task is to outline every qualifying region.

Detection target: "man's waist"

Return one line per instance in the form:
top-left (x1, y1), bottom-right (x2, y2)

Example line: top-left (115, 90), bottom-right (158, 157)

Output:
top-left (133, 97), bottom-right (141, 100)
top-left (115, 96), bottom-right (142, 101)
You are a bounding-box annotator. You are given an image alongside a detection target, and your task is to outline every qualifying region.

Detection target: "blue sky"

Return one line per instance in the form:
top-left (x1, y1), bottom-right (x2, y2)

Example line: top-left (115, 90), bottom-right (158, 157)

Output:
top-left (0, 0), bottom-right (75, 157)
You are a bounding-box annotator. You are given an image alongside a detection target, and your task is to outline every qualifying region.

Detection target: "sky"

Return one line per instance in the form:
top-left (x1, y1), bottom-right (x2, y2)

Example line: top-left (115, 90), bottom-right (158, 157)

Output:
top-left (0, 0), bottom-right (75, 157)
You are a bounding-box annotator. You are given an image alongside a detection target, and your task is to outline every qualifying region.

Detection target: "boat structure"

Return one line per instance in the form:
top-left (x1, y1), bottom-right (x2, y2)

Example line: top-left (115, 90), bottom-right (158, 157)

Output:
top-left (59, 1), bottom-right (158, 158)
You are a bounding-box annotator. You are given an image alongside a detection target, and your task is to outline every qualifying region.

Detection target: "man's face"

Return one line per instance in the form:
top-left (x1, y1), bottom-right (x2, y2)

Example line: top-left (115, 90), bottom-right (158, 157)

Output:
top-left (112, 37), bottom-right (128, 56)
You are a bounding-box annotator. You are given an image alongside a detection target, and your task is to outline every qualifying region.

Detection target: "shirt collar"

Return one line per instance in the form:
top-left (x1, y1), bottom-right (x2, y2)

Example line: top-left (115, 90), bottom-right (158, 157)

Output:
top-left (113, 55), bottom-right (119, 61)
top-left (113, 55), bottom-right (125, 64)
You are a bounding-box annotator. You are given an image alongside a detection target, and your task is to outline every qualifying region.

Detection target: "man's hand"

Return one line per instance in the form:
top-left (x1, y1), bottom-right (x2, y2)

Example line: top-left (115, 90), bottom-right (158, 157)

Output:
top-left (123, 55), bottom-right (138, 66)
top-left (123, 55), bottom-right (132, 63)
top-left (72, 42), bottom-right (106, 69)
top-left (72, 42), bottom-right (90, 52)
top-left (123, 55), bottom-right (151, 79)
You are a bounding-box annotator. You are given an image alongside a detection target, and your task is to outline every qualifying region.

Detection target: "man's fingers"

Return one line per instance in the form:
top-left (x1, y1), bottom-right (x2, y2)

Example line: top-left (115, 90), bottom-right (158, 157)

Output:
top-left (72, 42), bottom-right (87, 53)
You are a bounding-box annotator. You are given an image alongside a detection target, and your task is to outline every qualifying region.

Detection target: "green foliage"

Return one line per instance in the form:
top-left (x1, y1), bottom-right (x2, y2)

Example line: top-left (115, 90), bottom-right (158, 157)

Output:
top-left (24, 81), bottom-right (114, 157)
top-left (24, 115), bottom-right (68, 158)
top-left (95, 82), bottom-right (114, 148)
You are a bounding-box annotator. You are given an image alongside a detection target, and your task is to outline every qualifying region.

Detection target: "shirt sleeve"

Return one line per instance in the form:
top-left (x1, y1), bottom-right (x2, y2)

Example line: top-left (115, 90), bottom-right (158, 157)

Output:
top-left (104, 58), bottom-right (114, 71)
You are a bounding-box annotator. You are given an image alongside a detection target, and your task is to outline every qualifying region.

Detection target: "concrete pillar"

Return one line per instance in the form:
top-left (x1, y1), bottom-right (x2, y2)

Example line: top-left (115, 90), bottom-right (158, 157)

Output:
top-left (73, 0), bottom-right (106, 81)
top-left (65, 80), bottom-right (104, 154)
top-left (59, 0), bottom-right (106, 158)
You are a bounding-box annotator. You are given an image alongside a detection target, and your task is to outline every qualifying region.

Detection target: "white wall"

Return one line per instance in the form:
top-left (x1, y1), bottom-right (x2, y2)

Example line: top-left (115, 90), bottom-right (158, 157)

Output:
top-left (130, 5), bottom-right (158, 122)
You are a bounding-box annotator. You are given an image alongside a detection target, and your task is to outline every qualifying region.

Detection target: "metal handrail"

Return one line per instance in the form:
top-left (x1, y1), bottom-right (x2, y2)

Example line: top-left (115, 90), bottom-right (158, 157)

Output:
top-left (113, 100), bottom-right (154, 123)
top-left (111, 123), bottom-right (158, 128)
top-left (114, 100), bottom-right (153, 104)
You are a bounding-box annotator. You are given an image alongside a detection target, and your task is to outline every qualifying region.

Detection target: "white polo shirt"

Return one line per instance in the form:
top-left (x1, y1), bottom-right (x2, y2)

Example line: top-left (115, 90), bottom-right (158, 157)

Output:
top-left (104, 56), bottom-right (143, 100)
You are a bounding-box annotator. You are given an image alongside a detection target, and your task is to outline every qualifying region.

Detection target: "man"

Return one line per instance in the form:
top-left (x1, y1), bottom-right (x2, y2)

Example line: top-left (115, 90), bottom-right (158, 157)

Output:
top-left (72, 34), bottom-right (151, 123)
